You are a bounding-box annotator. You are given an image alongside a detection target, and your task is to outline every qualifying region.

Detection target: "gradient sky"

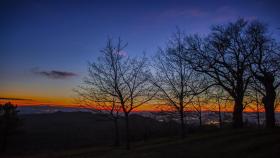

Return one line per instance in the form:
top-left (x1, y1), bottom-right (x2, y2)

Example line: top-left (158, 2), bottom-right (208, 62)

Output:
top-left (1, 0), bottom-right (280, 107)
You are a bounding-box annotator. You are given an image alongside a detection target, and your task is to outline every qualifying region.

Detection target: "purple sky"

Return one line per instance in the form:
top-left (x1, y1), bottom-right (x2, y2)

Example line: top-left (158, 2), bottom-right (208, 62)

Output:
top-left (0, 0), bottom-right (279, 104)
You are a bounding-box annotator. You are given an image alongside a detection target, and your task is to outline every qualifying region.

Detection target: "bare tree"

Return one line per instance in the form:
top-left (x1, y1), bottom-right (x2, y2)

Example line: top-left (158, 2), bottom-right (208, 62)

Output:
top-left (83, 38), bottom-right (155, 150)
top-left (209, 87), bottom-right (232, 128)
top-left (247, 21), bottom-right (280, 128)
top-left (191, 92), bottom-right (209, 127)
top-left (152, 31), bottom-right (206, 138)
top-left (120, 57), bottom-right (156, 150)
top-left (75, 86), bottom-right (122, 146)
top-left (275, 89), bottom-right (280, 113)
top-left (247, 86), bottom-right (264, 128)
top-left (185, 19), bottom-right (256, 128)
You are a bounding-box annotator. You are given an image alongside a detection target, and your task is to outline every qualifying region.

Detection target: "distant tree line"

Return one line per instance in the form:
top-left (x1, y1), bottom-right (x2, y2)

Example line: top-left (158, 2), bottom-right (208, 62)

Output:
top-left (77, 18), bottom-right (280, 150)
top-left (0, 102), bottom-right (20, 152)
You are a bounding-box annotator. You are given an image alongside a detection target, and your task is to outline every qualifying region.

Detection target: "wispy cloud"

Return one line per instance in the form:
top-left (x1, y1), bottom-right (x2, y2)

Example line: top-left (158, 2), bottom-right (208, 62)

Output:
top-left (212, 6), bottom-right (257, 23)
top-left (0, 97), bottom-right (33, 101)
top-left (159, 7), bottom-right (206, 19)
top-left (32, 68), bottom-right (78, 79)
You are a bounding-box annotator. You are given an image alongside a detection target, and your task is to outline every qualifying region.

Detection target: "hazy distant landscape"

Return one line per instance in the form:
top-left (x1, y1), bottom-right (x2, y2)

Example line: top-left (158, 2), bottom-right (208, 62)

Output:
top-left (4, 106), bottom-right (280, 153)
top-left (17, 106), bottom-right (280, 125)
top-left (1, 0), bottom-right (280, 157)
top-left (1, 110), bottom-right (280, 158)
top-left (0, 105), bottom-right (279, 157)
top-left (7, 111), bottom-right (179, 154)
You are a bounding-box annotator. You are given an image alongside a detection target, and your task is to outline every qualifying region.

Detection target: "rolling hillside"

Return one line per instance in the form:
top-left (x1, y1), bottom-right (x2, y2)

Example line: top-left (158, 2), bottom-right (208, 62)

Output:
top-left (3, 128), bottom-right (280, 158)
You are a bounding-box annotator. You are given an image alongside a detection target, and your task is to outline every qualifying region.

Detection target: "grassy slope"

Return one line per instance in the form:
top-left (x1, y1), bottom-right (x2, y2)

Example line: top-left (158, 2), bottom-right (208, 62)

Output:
top-left (2, 112), bottom-right (280, 158)
top-left (19, 128), bottom-right (279, 158)
top-left (7, 112), bottom-right (177, 152)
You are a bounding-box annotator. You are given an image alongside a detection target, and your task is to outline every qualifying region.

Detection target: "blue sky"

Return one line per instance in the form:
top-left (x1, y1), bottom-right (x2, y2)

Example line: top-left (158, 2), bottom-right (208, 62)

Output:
top-left (0, 0), bottom-right (279, 105)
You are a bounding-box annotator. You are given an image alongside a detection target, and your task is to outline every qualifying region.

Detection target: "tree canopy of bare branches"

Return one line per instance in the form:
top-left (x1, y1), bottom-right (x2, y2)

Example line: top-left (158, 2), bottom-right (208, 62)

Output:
top-left (79, 38), bottom-right (156, 149)
top-left (247, 21), bottom-right (280, 128)
top-left (152, 31), bottom-right (207, 138)
top-left (185, 19), bottom-right (257, 128)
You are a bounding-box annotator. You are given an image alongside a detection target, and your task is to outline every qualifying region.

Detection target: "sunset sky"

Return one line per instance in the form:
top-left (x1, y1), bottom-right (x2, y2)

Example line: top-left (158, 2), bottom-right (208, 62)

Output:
top-left (1, 0), bottom-right (280, 109)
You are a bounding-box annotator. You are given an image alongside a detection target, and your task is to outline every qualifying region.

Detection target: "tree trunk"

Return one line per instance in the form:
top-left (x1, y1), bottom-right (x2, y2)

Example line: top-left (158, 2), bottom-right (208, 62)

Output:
top-left (218, 104), bottom-right (223, 128)
top-left (113, 118), bottom-right (120, 147)
top-left (232, 97), bottom-right (243, 128)
top-left (262, 90), bottom-right (276, 128)
top-left (256, 103), bottom-right (260, 128)
top-left (256, 73), bottom-right (276, 128)
top-left (179, 108), bottom-right (186, 139)
top-left (199, 105), bottom-right (202, 127)
top-left (199, 111), bottom-right (202, 127)
top-left (124, 113), bottom-right (130, 150)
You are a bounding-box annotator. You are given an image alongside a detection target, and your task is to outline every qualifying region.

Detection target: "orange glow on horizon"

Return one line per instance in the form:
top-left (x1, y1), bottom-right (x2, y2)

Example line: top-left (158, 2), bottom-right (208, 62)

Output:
top-left (0, 96), bottom-right (77, 107)
top-left (1, 96), bottom-right (280, 113)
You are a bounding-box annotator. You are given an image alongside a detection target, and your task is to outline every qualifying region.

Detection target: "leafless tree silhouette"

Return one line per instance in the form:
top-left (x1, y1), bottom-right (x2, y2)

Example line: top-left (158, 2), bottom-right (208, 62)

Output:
top-left (191, 92), bottom-right (210, 127)
top-left (75, 87), bottom-right (122, 146)
top-left (247, 84), bottom-right (264, 128)
top-left (184, 19), bottom-right (257, 128)
top-left (208, 87), bottom-right (231, 128)
top-left (152, 31), bottom-right (207, 138)
top-left (248, 21), bottom-right (280, 128)
top-left (82, 38), bottom-right (156, 149)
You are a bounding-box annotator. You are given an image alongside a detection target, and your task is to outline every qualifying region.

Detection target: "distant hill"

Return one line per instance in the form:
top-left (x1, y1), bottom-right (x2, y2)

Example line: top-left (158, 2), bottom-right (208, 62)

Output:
top-left (17, 105), bottom-right (91, 114)
top-left (2, 110), bottom-right (280, 157)
top-left (6, 111), bottom-right (178, 155)
top-left (17, 106), bottom-right (280, 126)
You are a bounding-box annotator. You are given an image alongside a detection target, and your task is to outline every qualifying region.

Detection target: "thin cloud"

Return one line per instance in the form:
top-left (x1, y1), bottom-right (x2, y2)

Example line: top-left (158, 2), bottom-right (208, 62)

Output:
top-left (32, 69), bottom-right (78, 79)
top-left (160, 7), bottom-right (206, 19)
top-left (0, 97), bottom-right (33, 101)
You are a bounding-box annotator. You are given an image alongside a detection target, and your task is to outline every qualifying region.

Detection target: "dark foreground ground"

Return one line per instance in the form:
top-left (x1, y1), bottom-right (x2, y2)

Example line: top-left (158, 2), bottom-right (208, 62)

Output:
top-left (1, 112), bottom-right (280, 158)
top-left (3, 129), bottom-right (280, 158)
